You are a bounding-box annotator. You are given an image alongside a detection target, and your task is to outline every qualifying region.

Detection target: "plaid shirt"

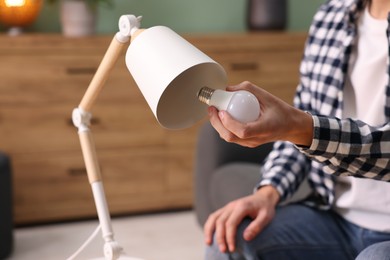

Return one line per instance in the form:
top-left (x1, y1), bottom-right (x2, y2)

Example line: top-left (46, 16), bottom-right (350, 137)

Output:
top-left (258, 0), bottom-right (390, 209)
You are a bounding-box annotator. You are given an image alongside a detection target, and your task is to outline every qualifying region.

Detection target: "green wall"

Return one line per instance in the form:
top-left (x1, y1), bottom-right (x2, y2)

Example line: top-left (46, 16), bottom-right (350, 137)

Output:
top-left (5, 0), bottom-right (325, 33)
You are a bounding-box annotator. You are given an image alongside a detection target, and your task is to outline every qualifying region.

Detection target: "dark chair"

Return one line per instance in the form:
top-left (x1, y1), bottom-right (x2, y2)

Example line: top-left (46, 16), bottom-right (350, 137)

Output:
top-left (0, 152), bottom-right (13, 259)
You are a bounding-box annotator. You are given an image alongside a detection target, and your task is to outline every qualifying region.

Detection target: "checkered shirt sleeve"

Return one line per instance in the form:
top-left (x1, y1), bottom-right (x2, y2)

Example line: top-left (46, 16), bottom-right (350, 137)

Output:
top-left (258, 141), bottom-right (312, 202)
top-left (298, 116), bottom-right (390, 181)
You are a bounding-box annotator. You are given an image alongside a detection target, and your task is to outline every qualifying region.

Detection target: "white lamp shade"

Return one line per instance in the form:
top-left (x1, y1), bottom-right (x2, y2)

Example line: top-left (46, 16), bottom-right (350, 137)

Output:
top-left (125, 26), bottom-right (227, 130)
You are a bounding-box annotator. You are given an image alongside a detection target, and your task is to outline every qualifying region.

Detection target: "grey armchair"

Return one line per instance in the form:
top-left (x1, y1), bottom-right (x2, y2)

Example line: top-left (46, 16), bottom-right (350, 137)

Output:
top-left (193, 122), bottom-right (311, 227)
top-left (193, 122), bottom-right (273, 226)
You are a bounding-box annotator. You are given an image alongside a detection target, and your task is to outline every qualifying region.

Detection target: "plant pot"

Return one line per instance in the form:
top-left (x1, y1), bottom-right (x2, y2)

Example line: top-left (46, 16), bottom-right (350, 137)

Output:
top-left (247, 0), bottom-right (287, 30)
top-left (60, 0), bottom-right (96, 37)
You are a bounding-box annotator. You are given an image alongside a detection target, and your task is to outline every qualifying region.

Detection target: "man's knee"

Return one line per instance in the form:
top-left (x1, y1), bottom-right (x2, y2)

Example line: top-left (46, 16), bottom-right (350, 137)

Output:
top-left (204, 219), bottom-right (254, 260)
top-left (205, 237), bottom-right (248, 260)
top-left (205, 242), bottom-right (230, 260)
top-left (356, 241), bottom-right (390, 260)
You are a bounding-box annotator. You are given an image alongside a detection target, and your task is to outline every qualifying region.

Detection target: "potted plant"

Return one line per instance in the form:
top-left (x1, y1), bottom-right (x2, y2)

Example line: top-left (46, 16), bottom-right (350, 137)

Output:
top-left (47, 0), bottom-right (113, 37)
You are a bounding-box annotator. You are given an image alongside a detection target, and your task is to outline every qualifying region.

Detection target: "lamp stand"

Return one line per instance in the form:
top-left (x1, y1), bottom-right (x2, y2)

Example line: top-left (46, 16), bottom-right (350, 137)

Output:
top-left (72, 15), bottom-right (144, 260)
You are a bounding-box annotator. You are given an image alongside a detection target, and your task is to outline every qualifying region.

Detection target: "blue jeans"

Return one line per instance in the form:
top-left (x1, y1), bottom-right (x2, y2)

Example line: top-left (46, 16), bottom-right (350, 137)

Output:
top-left (205, 204), bottom-right (390, 260)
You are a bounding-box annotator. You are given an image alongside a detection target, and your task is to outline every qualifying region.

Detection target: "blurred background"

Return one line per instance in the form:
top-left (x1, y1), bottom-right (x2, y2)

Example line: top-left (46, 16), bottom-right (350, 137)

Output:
top-left (0, 0), bottom-right (324, 34)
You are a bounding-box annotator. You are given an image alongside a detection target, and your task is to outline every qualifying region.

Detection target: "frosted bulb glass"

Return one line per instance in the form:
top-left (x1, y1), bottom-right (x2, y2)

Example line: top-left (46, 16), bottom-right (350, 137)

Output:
top-left (197, 87), bottom-right (260, 123)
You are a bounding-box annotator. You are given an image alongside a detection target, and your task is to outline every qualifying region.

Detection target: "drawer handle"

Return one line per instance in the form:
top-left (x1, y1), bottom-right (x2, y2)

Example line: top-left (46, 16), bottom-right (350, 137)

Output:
top-left (66, 67), bottom-right (97, 75)
top-left (230, 62), bottom-right (259, 71)
top-left (68, 168), bottom-right (87, 176)
top-left (66, 117), bottom-right (101, 126)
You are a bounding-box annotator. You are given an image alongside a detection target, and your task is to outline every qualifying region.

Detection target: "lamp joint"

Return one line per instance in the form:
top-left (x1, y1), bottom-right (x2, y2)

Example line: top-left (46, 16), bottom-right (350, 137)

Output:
top-left (72, 107), bottom-right (92, 132)
top-left (117, 15), bottom-right (142, 42)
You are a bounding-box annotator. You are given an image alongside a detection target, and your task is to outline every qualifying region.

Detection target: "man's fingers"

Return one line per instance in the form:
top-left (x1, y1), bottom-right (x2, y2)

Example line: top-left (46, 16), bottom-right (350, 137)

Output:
top-left (204, 209), bottom-right (222, 245)
top-left (208, 107), bottom-right (239, 143)
top-left (225, 205), bottom-right (249, 252)
top-left (243, 210), bottom-right (272, 241)
top-left (214, 208), bottom-right (232, 253)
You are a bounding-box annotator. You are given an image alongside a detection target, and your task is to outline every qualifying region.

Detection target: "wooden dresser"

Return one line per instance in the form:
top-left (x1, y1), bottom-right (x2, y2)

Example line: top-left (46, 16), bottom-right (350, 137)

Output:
top-left (0, 33), bottom-right (306, 225)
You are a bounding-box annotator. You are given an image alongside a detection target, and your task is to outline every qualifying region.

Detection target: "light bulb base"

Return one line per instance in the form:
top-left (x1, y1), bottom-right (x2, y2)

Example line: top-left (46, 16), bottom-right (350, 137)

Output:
top-left (197, 87), bottom-right (215, 105)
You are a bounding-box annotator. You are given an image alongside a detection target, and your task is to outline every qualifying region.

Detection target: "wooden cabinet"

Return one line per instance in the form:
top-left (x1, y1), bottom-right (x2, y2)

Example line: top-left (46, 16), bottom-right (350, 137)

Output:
top-left (190, 33), bottom-right (306, 104)
top-left (0, 33), bottom-right (306, 225)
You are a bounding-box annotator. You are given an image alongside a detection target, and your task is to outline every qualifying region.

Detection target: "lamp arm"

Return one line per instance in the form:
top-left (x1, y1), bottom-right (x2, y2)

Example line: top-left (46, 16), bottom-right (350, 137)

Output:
top-left (71, 15), bottom-right (144, 260)
top-left (79, 35), bottom-right (130, 112)
top-left (78, 14), bottom-right (143, 112)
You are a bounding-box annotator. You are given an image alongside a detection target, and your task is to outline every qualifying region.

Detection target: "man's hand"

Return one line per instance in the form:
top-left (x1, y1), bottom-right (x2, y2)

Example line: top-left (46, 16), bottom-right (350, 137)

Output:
top-left (208, 81), bottom-right (314, 147)
top-left (204, 186), bottom-right (280, 253)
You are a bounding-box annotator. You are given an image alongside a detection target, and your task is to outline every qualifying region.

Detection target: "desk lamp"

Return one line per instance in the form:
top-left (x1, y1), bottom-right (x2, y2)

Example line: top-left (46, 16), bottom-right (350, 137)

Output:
top-left (70, 14), bottom-right (227, 260)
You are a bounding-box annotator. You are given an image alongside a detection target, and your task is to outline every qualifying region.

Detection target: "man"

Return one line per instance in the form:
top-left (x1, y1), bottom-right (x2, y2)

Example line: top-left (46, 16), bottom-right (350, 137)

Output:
top-left (205, 0), bottom-right (390, 259)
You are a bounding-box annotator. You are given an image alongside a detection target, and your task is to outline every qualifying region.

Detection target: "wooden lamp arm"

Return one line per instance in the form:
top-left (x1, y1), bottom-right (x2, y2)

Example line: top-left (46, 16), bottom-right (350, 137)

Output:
top-left (79, 36), bottom-right (130, 112)
top-left (78, 14), bottom-right (144, 113)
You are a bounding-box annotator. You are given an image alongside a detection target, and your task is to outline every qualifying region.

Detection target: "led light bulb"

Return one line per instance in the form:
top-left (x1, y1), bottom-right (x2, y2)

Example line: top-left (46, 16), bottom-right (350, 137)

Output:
top-left (197, 87), bottom-right (260, 123)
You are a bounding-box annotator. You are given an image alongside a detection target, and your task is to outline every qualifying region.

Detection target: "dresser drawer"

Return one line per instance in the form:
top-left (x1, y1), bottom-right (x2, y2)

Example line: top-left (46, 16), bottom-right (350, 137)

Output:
top-left (0, 102), bottom-right (165, 154)
top-left (210, 51), bottom-right (301, 104)
top-left (0, 54), bottom-right (136, 106)
top-left (12, 147), bottom-right (173, 224)
top-left (189, 33), bottom-right (305, 105)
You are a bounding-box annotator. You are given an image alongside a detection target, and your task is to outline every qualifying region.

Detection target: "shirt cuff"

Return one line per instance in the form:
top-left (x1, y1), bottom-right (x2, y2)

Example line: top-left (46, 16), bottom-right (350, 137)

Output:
top-left (255, 179), bottom-right (286, 203)
top-left (297, 115), bottom-right (341, 157)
